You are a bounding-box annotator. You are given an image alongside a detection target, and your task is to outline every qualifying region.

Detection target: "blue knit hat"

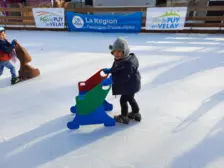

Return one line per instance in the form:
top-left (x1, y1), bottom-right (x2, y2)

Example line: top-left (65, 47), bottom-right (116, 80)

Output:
top-left (0, 26), bottom-right (5, 32)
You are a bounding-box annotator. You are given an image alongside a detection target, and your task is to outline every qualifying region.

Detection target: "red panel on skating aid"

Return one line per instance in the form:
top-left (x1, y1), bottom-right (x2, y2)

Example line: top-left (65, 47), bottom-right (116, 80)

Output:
top-left (78, 69), bottom-right (108, 92)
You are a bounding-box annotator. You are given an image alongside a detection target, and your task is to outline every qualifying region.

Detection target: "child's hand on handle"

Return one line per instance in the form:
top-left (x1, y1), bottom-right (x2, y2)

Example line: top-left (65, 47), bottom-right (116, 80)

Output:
top-left (11, 39), bottom-right (19, 47)
top-left (11, 39), bottom-right (16, 48)
top-left (101, 76), bottom-right (113, 86)
top-left (103, 68), bottom-right (111, 74)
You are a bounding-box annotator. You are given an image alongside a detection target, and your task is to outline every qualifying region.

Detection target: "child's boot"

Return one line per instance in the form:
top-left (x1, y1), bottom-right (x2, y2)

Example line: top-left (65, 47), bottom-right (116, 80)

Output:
top-left (11, 77), bottom-right (20, 85)
top-left (114, 115), bottom-right (129, 124)
top-left (128, 112), bottom-right (141, 122)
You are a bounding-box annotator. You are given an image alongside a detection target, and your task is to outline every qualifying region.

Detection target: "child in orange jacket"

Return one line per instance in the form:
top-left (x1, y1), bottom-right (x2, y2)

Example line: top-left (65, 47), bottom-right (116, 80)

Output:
top-left (0, 27), bottom-right (20, 85)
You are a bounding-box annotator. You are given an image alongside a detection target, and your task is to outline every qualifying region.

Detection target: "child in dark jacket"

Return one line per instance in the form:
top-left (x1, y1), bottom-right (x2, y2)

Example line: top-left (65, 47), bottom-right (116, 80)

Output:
top-left (101, 37), bottom-right (141, 124)
top-left (0, 27), bottom-right (20, 85)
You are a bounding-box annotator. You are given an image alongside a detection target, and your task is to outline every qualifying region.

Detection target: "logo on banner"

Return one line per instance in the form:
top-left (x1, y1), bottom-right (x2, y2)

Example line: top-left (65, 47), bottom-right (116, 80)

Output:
top-left (146, 7), bottom-right (187, 30)
top-left (66, 12), bottom-right (142, 33)
top-left (152, 11), bottom-right (181, 29)
top-left (37, 11), bottom-right (63, 27)
top-left (72, 16), bottom-right (84, 28)
top-left (32, 8), bottom-right (64, 28)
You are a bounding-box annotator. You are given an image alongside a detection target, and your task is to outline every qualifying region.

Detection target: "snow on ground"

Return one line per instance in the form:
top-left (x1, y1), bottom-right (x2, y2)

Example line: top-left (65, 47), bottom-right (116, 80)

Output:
top-left (0, 31), bottom-right (223, 168)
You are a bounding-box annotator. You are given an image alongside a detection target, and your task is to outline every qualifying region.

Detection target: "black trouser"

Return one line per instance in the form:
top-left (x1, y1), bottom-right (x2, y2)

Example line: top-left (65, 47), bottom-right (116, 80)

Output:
top-left (120, 94), bottom-right (139, 116)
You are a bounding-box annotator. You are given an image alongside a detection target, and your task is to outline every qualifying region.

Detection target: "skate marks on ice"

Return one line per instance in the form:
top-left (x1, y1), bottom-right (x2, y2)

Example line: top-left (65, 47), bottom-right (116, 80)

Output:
top-left (0, 78), bottom-right (10, 89)
top-left (111, 165), bottom-right (134, 168)
top-left (170, 117), bottom-right (224, 168)
top-left (149, 53), bottom-right (224, 88)
top-left (173, 90), bottom-right (224, 132)
top-left (131, 35), bottom-right (224, 89)
top-left (0, 114), bottom-right (136, 168)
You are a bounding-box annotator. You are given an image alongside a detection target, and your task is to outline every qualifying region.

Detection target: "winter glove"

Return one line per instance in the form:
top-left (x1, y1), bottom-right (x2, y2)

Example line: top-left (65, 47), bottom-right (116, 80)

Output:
top-left (101, 76), bottom-right (113, 86)
top-left (103, 68), bottom-right (111, 74)
top-left (11, 40), bottom-right (16, 48)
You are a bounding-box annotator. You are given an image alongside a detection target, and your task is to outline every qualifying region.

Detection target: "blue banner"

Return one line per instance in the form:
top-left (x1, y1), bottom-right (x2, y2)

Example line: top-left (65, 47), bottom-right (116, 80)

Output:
top-left (66, 12), bottom-right (142, 33)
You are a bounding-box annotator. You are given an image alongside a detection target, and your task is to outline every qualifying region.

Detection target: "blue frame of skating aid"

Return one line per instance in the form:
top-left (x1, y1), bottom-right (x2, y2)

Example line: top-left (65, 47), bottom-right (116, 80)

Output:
top-left (67, 105), bottom-right (115, 129)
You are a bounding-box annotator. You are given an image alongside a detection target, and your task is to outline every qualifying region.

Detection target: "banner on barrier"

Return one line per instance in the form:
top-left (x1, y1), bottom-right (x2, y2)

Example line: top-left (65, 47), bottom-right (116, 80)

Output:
top-left (66, 12), bottom-right (142, 33)
top-left (32, 8), bottom-right (65, 28)
top-left (146, 7), bottom-right (187, 30)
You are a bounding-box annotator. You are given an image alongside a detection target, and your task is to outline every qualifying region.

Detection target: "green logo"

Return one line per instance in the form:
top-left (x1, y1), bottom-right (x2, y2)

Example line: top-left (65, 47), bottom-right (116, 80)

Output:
top-left (151, 10), bottom-right (181, 29)
top-left (158, 11), bottom-right (180, 18)
top-left (40, 15), bottom-right (52, 22)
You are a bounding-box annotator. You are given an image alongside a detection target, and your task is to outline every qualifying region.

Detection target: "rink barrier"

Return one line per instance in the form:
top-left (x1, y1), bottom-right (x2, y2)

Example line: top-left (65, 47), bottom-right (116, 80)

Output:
top-left (0, 6), bottom-right (223, 33)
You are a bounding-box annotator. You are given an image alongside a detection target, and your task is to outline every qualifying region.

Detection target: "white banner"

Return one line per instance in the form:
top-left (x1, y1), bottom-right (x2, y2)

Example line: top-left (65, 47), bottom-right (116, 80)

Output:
top-left (146, 7), bottom-right (187, 30)
top-left (32, 8), bottom-right (64, 28)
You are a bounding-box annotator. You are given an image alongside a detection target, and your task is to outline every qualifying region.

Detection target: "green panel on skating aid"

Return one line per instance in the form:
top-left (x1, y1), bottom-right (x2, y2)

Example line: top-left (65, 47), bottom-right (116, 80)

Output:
top-left (76, 84), bottom-right (111, 115)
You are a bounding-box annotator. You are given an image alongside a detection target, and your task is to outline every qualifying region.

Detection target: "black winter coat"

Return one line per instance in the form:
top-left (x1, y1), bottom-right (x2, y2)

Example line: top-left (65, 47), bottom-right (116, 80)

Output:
top-left (0, 39), bottom-right (14, 53)
top-left (111, 53), bottom-right (141, 95)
